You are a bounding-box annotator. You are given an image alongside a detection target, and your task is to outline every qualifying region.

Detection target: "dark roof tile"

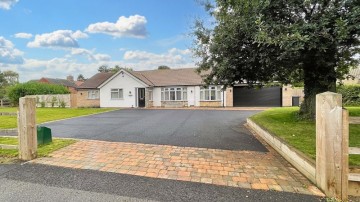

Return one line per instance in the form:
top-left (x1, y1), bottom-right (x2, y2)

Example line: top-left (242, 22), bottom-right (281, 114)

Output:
top-left (79, 72), bottom-right (114, 89)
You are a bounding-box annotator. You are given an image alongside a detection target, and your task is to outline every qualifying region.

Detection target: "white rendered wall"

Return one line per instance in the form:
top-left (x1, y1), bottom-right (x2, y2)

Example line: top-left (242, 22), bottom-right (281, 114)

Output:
top-left (100, 72), bottom-right (147, 108)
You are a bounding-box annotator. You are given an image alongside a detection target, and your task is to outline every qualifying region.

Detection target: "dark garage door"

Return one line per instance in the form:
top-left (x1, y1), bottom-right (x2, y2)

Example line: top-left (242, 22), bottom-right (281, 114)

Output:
top-left (233, 86), bottom-right (282, 107)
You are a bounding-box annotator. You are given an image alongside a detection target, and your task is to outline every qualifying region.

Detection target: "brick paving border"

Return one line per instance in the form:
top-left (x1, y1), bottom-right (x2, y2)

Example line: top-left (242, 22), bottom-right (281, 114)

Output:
top-left (32, 140), bottom-right (324, 196)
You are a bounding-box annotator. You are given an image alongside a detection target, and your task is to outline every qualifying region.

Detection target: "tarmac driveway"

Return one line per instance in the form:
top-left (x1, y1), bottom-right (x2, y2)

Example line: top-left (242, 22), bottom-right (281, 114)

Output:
top-left (42, 109), bottom-right (267, 152)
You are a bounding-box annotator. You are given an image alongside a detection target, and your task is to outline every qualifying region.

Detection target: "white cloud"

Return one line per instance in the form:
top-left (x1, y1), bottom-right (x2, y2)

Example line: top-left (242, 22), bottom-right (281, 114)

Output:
top-left (94, 53), bottom-right (111, 61)
top-left (27, 30), bottom-right (88, 49)
top-left (14, 32), bottom-right (33, 39)
top-left (86, 15), bottom-right (147, 38)
top-left (0, 36), bottom-right (24, 64)
top-left (9, 48), bottom-right (194, 82)
top-left (122, 48), bottom-right (194, 70)
top-left (124, 48), bottom-right (191, 61)
top-left (71, 30), bottom-right (88, 39)
top-left (17, 57), bottom-right (100, 81)
top-left (70, 48), bottom-right (111, 62)
top-left (0, 0), bottom-right (19, 10)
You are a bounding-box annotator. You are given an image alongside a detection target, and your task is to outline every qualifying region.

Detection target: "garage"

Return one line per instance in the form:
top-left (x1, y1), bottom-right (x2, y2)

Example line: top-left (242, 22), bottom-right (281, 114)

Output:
top-left (233, 86), bottom-right (282, 107)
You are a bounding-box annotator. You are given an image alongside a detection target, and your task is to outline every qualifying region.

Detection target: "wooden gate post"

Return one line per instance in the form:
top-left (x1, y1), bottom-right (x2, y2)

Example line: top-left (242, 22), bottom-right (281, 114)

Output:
top-left (18, 97), bottom-right (37, 160)
top-left (316, 92), bottom-right (348, 200)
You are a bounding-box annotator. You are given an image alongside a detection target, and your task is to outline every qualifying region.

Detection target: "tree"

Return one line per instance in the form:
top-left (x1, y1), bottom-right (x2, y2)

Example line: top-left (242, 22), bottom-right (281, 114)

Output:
top-left (123, 67), bottom-right (134, 72)
top-left (98, 65), bottom-right (131, 73)
top-left (3, 70), bottom-right (19, 86)
top-left (0, 71), bottom-right (5, 86)
top-left (0, 71), bottom-right (6, 99)
top-left (77, 74), bottom-right (85, 81)
top-left (98, 65), bottom-right (110, 72)
top-left (0, 70), bottom-right (19, 99)
top-left (193, 0), bottom-right (360, 118)
top-left (158, 65), bottom-right (170, 70)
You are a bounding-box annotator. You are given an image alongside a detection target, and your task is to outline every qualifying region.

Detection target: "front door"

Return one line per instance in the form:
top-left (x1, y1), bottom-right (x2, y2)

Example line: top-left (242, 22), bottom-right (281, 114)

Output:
top-left (138, 88), bottom-right (145, 107)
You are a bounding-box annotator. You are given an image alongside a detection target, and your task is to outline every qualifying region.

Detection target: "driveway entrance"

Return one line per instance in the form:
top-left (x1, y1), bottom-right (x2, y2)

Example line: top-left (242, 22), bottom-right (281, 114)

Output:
top-left (35, 109), bottom-right (323, 197)
top-left (42, 109), bottom-right (266, 151)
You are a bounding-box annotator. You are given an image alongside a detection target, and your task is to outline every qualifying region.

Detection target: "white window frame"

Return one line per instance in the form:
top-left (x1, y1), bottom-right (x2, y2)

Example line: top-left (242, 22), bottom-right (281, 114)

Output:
top-left (111, 88), bottom-right (123, 100)
top-left (200, 86), bottom-right (222, 101)
top-left (148, 89), bottom-right (153, 101)
top-left (161, 87), bottom-right (187, 101)
top-left (87, 90), bottom-right (99, 99)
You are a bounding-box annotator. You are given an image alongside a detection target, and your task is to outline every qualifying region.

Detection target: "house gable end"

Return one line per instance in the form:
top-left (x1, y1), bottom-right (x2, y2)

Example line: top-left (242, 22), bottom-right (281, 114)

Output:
top-left (98, 69), bottom-right (149, 89)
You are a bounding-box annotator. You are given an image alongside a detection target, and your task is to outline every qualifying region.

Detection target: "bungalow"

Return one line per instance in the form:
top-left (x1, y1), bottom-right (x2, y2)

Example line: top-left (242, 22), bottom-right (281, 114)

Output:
top-left (98, 68), bottom-right (226, 108)
top-left (80, 68), bottom-right (303, 108)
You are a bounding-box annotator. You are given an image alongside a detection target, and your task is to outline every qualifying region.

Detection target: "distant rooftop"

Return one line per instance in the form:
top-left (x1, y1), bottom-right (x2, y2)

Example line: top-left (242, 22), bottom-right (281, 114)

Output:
top-left (39, 77), bottom-right (77, 88)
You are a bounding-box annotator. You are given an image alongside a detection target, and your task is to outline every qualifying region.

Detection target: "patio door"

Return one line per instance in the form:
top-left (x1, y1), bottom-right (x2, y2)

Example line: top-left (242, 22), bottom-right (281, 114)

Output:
top-left (137, 88), bottom-right (145, 108)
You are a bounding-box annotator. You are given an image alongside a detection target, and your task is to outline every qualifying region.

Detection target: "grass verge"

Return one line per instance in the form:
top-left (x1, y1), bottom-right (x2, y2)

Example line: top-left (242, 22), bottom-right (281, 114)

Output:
top-left (0, 107), bottom-right (115, 129)
top-left (250, 107), bottom-right (360, 167)
top-left (0, 137), bottom-right (76, 164)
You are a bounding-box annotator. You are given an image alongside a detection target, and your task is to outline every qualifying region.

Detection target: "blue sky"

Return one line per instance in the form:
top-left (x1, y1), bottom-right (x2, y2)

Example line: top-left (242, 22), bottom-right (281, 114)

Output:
top-left (0, 0), bottom-right (208, 81)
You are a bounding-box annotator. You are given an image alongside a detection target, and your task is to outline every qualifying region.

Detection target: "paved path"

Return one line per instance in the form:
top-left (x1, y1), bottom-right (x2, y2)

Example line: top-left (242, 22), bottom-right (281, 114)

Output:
top-left (32, 139), bottom-right (324, 197)
top-left (41, 109), bottom-right (266, 151)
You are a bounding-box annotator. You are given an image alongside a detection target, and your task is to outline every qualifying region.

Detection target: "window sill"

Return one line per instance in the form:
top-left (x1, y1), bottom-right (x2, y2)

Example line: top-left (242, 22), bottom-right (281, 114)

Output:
top-left (200, 100), bottom-right (221, 102)
top-left (111, 98), bottom-right (124, 100)
top-left (161, 100), bottom-right (187, 102)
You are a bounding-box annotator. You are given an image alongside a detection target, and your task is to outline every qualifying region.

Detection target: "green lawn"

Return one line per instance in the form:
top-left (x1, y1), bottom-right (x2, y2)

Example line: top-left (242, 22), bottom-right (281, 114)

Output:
top-left (0, 137), bottom-right (76, 163)
top-left (0, 107), bottom-right (116, 129)
top-left (250, 107), bottom-right (360, 166)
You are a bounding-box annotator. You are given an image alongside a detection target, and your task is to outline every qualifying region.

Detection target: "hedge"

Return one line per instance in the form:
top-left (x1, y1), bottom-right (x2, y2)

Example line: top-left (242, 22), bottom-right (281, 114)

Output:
top-left (337, 85), bottom-right (360, 106)
top-left (7, 82), bottom-right (70, 105)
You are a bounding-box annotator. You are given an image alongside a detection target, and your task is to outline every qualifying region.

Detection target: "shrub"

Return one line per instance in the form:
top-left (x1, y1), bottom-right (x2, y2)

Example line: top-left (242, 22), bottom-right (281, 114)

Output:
top-left (50, 96), bottom-right (58, 107)
top-left (40, 101), bottom-right (46, 108)
top-left (59, 100), bottom-right (66, 108)
top-left (7, 82), bottom-right (70, 105)
top-left (337, 85), bottom-right (360, 106)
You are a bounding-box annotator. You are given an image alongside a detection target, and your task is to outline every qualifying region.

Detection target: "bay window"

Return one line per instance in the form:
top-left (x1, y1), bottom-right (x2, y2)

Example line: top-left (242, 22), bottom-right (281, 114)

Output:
top-left (200, 86), bottom-right (222, 101)
top-left (161, 87), bottom-right (187, 101)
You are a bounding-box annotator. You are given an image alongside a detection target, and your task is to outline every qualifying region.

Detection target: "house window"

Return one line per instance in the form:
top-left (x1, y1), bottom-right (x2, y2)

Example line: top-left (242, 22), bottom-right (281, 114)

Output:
top-left (148, 89), bottom-right (153, 101)
top-left (88, 90), bottom-right (99, 99)
top-left (111, 89), bottom-right (123, 99)
top-left (200, 86), bottom-right (222, 101)
top-left (161, 87), bottom-right (187, 101)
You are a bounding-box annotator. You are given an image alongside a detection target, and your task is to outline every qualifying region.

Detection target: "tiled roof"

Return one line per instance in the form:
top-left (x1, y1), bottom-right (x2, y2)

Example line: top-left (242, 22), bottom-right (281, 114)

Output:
top-left (79, 72), bottom-right (114, 89)
top-left (129, 68), bottom-right (205, 87)
top-left (75, 81), bottom-right (84, 87)
top-left (42, 78), bottom-right (77, 88)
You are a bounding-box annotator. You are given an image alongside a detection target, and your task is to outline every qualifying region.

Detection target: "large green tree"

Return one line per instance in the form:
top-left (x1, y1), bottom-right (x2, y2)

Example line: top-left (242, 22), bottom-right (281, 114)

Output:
top-left (193, 0), bottom-right (360, 118)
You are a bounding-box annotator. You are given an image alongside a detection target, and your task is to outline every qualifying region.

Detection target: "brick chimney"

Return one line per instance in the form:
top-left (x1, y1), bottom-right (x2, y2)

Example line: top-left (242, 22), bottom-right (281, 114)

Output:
top-left (66, 75), bottom-right (74, 82)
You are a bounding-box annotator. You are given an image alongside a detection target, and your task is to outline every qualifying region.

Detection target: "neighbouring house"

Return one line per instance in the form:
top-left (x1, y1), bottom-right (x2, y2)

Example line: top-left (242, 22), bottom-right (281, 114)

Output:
top-left (343, 66), bottom-right (360, 85)
top-left (37, 75), bottom-right (79, 94)
top-left (95, 68), bottom-right (302, 108)
top-left (76, 72), bottom-right (114, 107)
